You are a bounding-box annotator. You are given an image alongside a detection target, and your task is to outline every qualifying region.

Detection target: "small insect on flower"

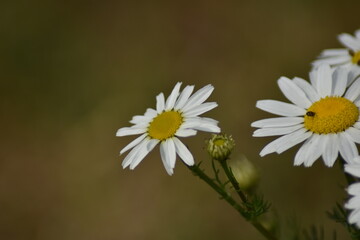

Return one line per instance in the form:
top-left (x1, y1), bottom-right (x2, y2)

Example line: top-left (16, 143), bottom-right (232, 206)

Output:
top-left (116, 82), bottom-right (221, 175)
top-left (306, 111), bottom-right (316, 117)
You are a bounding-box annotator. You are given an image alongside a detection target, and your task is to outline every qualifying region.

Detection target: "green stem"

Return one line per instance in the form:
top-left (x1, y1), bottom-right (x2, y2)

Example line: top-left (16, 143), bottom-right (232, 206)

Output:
top-left (218, 160), bottom-right (277, 240)
top-left (219, 160), bottom-right (248, 204)
top-left (188, 164), bottom-right (277, 240)
top-left (188, 164), bottom-right (247, 217)
top-left (211, 158), bottom-right (223, 186)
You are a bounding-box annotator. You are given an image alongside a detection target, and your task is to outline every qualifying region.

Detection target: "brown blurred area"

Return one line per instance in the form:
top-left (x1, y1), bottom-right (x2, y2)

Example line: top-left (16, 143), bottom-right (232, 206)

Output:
top-left (1, 0), bottom-right (359, 239)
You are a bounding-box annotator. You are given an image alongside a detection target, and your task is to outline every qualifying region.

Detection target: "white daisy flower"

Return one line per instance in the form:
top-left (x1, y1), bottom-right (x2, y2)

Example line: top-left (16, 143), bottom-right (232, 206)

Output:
top-left (116, 82), bottom-right (220, 175)
top-left (344, 160), bottom-right (360, 228)
top-left (251, 64), bottom-right (360, 167)
top-left (312, 29), bottom-right (360, 79)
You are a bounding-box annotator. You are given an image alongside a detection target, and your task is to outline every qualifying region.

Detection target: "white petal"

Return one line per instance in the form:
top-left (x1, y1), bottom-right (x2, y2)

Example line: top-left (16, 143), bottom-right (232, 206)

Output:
top-left (355, 99), bottom-right (360, 107)
top-left (173, 137), bottom-right (195, 166)
top-left (130, 115), bottom-right (152, 124)
top-left (353, 156), bottom-right (360, 164)
top-left (165, 82), bottom-right (182, 110)
top-left (192, 123), bottom-right (220, 133)
top-left (181, 118), bottom-right (204, 129)
top-left (129, 139), bottom-right (159, 170)
top-left (144, 108), bottom-right (157, 118)
top-left (349, 68), bottom-right (360, 86)
top-left (183, 102), bottom-right (218, 117)
top-left (309, 69), bottom-right (317, 87)
top-left (181, 117), bottom-right (220, 133)
top-left (251, 117), bottom-right (304, 128)
top-left (348, 208), bottom-right (360, 227)
top-left (200, 117), bottom-right (219, 125)
top-left (320, 49), bottom-right (349, 57)
top-left (160, 144), bottom-right (173, 175)
top-left (316, 64), bottom-right (333, 97)
top-left (174, 85), bottom-right (194, 110)
top-left (338, 33), bottom-right (360, 50)
top-left (259, 128), bottom-right (311, 156)
top-left (355, 29), bottom-right (360, 39)
top-left (156, 93), bottom-right (165, 113)
top-left (345, 163), bottom-right (360, 178)
top-left (338, 132), bottom-right (359, 163)
top-left (303, 134), bottom-right (324, 167)
top-left (332, 67), bottom-right (348, 96)
top-left (120, 133), bottom-right (147, 154)
top-left (127, 122), bottom-right (149, 130)
top-left (347, 197), bottom-right (360, 212)
top-left (292, 77), bottom-right (320, 103)
top-left (347, 182), bottom-right (360, 195)
top-left (162, 139), bottom-right (176, 169)
top-left (116, 127), bottom-right (146, 137)
top-left (345, 77), bottom-right (360, 101)
top-left (276, 129), bottom-right (312, 154)
top-left (253, 125), bottom-right (303, 137)
top-left (344, 156), bottom-right (360, 177)
top-left (277, 77), bottom-right (312, 108)
top-left (322, 133), bottom-right (339, 167)
top-left (312, 55), bottom-right (351, 67)
top-left (256, 100), bottom-right (306, 117)
top-left (182, 84), bottom-right (214, 111)
top-left (355, 122), bottom-right (360, 129)
top-left (346, 127), bottom-right (360, 144)
top-left (175, 128), bottom-right (197, 137)
top-left (122, 138), bottom-right (149, 168)
top-left (294, 137), bottom-right (312, 166)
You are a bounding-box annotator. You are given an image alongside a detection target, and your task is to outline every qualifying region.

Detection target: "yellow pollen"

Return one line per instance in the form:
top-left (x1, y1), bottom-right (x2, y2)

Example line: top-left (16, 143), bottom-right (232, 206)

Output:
top-left (304, 96), bottom-right (359, 134)
top-left (351, 51), bottom-right (360, 65)
top-left (148, 111), bottom-right (183, 141)
top-left (214, 139), bottom-right (225, 146)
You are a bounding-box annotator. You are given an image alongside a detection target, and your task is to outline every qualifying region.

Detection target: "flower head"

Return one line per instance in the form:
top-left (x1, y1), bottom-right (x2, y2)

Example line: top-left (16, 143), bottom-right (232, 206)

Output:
top-left (116, 82), bottom-right (220, 175)
top-left (252, 64), bottom-right (360, 167)
top-left (206, 134), bottom-right (235, 161)
top-left (344, 160), bottom-right (360, 228)
top-left (312, 29), bottom-right (360, 79)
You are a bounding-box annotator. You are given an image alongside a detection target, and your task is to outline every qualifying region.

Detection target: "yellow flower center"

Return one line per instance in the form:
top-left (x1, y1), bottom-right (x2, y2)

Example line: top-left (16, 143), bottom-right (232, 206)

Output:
top-left (148, 111), bottom-right (183, 140)
top-left (304, 96), bottom-right (359, 134)
top-left (350, 50), bottom-right (360, 65)
top-left (214, 139), bottom-right (225, 146)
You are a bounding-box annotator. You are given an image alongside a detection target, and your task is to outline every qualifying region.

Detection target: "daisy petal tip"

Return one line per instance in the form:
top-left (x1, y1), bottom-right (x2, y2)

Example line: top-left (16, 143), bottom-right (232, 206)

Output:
top-left (259, 149), bottom-right (271, 157)
top-left (303, 162), bottom-right (313, 167)
top-left (213, 127), bottom-right (221, 133)
top-left (293, 162), bottom-right (302, 166)
top-left (166, 168), bottom-right (174, 176)
top-left (122, 162), bottom-right (130, 169)
top-left (116, 129), bottom-right (123, 137)
top-left (323, 159), bottom-right (335, 167)
top-left (187, 161), bottom-right (195, 166)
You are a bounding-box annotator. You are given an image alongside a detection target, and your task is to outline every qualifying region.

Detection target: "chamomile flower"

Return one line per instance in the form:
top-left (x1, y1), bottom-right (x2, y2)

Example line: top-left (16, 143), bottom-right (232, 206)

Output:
top-left (344, 160), bottom-right (360, 228)
top-left (116, 82), bottom-right (220, 175)
top-left (252, 64), bottom-right (360, 167)
top-left (312, 29), bottom-right (360, 79)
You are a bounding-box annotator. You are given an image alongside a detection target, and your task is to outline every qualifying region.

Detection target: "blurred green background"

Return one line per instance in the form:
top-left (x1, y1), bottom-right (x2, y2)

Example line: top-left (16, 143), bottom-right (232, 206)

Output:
top-left (1, 0), bottom-right (359, 239)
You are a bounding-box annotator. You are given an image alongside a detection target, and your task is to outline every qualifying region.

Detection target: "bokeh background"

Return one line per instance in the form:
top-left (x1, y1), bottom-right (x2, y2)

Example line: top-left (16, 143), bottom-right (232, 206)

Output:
top-left (1, 0), bottom-right (360, 239)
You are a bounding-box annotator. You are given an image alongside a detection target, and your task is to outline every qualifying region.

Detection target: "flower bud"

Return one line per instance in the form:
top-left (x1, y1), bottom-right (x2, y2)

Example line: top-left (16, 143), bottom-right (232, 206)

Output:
top-left (206, 134), bottom-right (235, 161)
top-left (229, 154), bottom-right (259, 192)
